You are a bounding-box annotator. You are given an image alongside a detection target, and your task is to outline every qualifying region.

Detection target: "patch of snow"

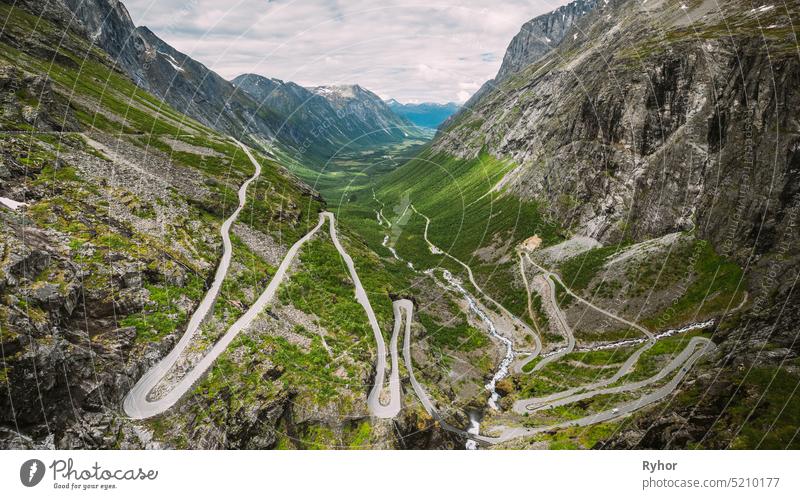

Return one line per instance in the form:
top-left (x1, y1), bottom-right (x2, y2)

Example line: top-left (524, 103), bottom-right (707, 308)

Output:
top-left (0, 196), bottom-right (28, 210)
top-left (751, 5), bottom-right (775, 13)
top-left (312, 85), bottom-right (357, 99)
top-left (158, 51), bottom-right (185, 73)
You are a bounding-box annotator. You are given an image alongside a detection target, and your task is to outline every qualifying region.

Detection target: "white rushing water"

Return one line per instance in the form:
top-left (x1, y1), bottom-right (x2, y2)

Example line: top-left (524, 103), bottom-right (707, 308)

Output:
top-left (372, 206), bottom-right (511, 448)
top-left (441, 270), bottom-right (515, 411)
top-left (381, 235), bottom-right (403, 261)
top-left (465, 409), bottom-right (481, 450)
top-left (576, 319), bottom-right (716, 353)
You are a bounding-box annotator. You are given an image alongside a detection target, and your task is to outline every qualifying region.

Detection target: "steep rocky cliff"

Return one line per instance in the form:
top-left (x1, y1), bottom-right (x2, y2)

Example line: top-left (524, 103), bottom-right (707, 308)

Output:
top-left (424, 0), bottom-right (800, 448)
top-left (61, 0), bottom-right (265, 140)
top-left (496, 0), bottom-right (598, 81)
top-left (443, 0), bottom-right (598, 131)
top-left (437, 0), bottom-right (799, 293)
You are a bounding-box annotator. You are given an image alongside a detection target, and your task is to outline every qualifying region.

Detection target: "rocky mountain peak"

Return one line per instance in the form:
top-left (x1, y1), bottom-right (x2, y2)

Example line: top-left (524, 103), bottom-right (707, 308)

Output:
top-left (233, 73), bottom-right (285, 87)
top-left (440, 0), bottom-right (599, 134)
top-left (62, 0), bottom-right (419, 160)
top-left (311, 84), bottom-right (374, 101)
top-left (63, 0), bottom-right (147, 82)
top-left (496, 0), bottom-right (598, 81)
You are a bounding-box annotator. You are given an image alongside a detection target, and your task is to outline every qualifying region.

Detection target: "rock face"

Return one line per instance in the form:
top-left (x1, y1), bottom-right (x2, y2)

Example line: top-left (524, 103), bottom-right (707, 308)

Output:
top-left (63, 0), bottom-right (144, 82)
top-left (436, 0), bottom-right (799, 289)
top-left (495, 0), bottom-right (598, 81)
top-left (443, 0), bottom-right (598, 131)
top-left (62, 0), bottom-right (281, 145)
top-left (61, 0), bottom-right (419, 160)
top-left (429, 0), bottom-right (800, 448)
top-left (0, 66), bottom-right (80, 131)
top-left (0, 209), bottom-right (152, 449)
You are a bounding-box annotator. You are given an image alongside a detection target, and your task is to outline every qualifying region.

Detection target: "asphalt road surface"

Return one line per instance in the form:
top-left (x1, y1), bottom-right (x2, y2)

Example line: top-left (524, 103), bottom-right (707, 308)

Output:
top-left (326, 212), bottom-right (401, 418)
top-left (124, 140), bottom-right (270, 419)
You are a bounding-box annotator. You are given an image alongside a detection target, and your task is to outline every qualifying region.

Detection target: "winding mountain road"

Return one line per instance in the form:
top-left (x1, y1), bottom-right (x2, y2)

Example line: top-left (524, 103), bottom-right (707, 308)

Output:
top-left (124, 163), bottom-right (717, 444)
top-left (518, 252), bottom-right (541, 335)
top-left (398, 299), bottom-right (493, 445)
top-left (124, 139), bottom-right (269, 419)
top-left (514, 337), bottom-right (713, 414)
top-left (409, 204), bottom-right (541, 355)
top-left (516, 273), bottom-right (576, 373)
top-left (512, 252), bottom-right (656, 376)
top-left (124, 140), bottom-right (405, 419)
top-left (489, 336), bottom-right (714, 443)
top-left (124, 207), bottom-right (407, 419)
top-left (124, 142), bottom-right (345, 418)
top-left (376, 201), bottom-right (716, 445)
top-left (525, 253), bottom-right (654, 340)
top-left (326, 212), bottom-right (401, 418)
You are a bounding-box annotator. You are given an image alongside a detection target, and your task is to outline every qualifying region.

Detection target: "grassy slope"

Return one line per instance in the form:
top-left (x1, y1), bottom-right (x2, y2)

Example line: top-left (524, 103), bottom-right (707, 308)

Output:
top-left (335, 148), bottom-right (564, 329)
top-left (0, 3), bottom-right (491, 446)
top-left (0, 2), bottom-right (330, 447)
top-left (0, 2), bottom-right (324, 337)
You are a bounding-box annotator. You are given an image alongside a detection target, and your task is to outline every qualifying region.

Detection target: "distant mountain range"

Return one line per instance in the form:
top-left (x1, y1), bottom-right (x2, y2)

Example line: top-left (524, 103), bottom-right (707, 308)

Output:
top-left (385, 100), bottom-right (460, 130)
top-left (63, 0), bottom-right (420, 161)
top-left (232, 75), bottom-right (415, 152)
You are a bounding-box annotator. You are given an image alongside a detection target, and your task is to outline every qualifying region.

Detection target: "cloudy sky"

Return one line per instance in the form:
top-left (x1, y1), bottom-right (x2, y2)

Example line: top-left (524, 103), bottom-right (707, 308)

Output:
top-left (122, 0), bottom-right (566, 103)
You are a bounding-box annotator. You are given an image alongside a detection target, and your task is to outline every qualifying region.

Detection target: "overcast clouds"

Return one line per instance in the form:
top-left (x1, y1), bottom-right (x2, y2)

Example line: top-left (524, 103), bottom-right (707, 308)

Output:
top-left (122, 0), bottom-right (566, 103)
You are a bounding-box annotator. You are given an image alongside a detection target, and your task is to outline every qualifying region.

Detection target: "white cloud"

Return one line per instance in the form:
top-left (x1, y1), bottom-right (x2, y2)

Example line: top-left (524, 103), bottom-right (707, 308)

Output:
top-left (123, 0), bottom-right (568, 103)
